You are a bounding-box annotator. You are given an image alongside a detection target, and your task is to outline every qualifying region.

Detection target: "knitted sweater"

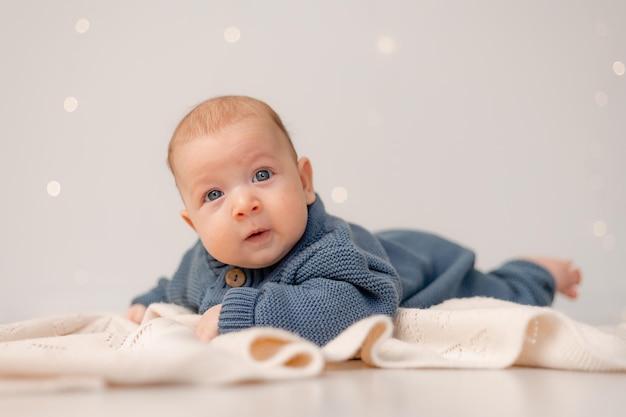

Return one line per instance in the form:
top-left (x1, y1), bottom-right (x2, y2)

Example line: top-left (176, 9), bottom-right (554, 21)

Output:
top-left (132, 197), bottom-right (555, 345)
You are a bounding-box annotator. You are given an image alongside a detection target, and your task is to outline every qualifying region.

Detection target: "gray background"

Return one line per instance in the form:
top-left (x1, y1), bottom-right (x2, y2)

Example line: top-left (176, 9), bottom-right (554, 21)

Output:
top-left (1, 0), bottom-right (624, 325)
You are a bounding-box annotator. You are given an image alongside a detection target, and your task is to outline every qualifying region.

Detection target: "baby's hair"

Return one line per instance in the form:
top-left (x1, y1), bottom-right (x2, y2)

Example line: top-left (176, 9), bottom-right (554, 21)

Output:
top-left (167, 95), bottom-right (296, 175)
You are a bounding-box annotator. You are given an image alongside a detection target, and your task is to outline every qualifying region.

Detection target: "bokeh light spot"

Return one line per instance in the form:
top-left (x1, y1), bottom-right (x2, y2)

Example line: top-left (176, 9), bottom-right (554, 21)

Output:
top-left (594, 91), bottom-right (608, 107)
top-left (331, 186), bottom-right (348, 204)
top-left (377, 36), bottom-right (396, 54)
top-left (47, 181), bottom-right (61, 197)
top-left (593, 220), bottom-right (608, 237)
top-left (75, 18), bottom-right (90, 34)
top-left (64, 97), bottom-right (78, 112)
top-left (224, 27), bottom-right (241, 43)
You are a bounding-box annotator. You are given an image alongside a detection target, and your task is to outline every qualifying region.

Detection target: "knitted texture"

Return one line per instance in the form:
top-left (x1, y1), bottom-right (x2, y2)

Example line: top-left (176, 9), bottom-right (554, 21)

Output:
top-left (1, 299), bottom-right (624, 394)
top-left (132, 196), bottom-right (555, 346)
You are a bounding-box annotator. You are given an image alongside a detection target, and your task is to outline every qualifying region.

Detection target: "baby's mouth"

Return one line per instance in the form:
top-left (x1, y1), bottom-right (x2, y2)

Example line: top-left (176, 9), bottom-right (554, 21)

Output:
top-left (246, 229), bottom-right (269, 241)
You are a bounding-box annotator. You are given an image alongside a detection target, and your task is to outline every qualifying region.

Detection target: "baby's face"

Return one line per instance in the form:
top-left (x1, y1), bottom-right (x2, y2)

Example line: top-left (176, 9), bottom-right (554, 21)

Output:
top-left (174, 116), bottom-right (315, 269)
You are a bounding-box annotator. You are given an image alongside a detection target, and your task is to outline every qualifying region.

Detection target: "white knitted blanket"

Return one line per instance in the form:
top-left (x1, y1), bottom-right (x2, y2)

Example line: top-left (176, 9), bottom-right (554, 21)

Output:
top-left (1, 298), bottom-right (625, 393)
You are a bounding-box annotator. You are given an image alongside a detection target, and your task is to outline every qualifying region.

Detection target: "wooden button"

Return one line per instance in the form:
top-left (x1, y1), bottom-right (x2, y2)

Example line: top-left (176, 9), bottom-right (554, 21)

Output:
top-left (225, 268), bottom-right (246, 287)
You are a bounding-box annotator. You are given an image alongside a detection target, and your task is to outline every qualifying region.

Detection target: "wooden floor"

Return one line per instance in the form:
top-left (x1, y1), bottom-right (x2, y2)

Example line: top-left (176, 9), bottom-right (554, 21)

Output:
top-left (3, 362), bottom-right (624, 417)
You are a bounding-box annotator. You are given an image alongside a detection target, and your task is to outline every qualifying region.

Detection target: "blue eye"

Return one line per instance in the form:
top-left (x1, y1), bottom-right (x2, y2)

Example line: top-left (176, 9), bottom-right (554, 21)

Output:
top-left (253, 169), bottom-right (272, 182)
top-left (204, 189), bottom-right (223, 202)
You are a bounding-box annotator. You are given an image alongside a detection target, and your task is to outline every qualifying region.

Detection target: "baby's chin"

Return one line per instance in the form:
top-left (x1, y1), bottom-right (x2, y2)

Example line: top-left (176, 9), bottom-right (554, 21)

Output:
top-left (216, 253), bottom-right (285, 270)
top-left (208, 235), bottom-right (302, 269)
top-left (236, 255), bottom-right (284, 270)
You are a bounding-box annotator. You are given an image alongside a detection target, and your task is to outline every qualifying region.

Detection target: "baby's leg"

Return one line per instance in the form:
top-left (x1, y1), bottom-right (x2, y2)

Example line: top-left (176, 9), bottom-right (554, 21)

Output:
top-left (525, 257), bottom-right (581, 299)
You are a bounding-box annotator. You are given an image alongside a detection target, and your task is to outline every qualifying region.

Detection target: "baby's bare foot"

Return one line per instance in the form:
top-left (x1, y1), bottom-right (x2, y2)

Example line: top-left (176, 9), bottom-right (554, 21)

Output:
top-left (526, 257), bottom-right (581, 299)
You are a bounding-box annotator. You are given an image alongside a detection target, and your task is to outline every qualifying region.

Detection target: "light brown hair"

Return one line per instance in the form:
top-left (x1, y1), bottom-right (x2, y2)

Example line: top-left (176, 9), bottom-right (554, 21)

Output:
top-left (167, 96), bottom-right (296, 175)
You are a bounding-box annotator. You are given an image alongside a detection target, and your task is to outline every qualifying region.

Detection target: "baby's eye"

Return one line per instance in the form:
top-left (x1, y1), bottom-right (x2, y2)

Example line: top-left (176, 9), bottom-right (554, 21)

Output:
top-left (253, 169), bottom-right (272, 182)
top-left (204, 189), bottom-right (223, 202)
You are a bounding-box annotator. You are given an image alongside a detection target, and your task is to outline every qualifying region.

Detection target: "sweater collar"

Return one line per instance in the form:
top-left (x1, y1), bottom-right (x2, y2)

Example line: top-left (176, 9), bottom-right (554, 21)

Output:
top-left (294, 193), bottom-right (327, 250)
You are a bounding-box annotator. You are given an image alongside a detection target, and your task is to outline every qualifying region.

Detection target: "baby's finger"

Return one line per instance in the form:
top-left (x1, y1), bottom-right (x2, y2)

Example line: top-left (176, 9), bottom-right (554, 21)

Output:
top-left (195, 324), bottom-right (217, 342)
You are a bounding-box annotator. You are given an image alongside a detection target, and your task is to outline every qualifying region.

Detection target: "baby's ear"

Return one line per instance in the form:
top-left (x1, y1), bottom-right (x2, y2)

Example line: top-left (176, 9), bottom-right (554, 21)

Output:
top-left (180, 210), bottom-right (196, 231)
top-left (297, 157), bottom-right (316, 204)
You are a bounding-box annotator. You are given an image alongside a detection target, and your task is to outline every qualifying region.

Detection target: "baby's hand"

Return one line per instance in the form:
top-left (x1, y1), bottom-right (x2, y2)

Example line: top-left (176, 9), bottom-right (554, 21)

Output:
top-left (527, 257), bottom-right (581, 299)
top-left (126, 304), bottom-right (147, 324)
top-left (196, 304), bottom-right (222, 342)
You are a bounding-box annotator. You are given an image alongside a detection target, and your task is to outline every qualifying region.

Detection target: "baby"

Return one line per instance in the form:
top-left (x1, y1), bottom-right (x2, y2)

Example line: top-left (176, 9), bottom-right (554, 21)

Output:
top-left (127, 96), bottom-right (581, 346)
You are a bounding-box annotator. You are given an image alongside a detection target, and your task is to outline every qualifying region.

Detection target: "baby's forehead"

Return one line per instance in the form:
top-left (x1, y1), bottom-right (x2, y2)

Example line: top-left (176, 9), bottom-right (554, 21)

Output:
top-left (169, 100), bottom-right (297, 176)
top-left (210, 115), bottom-right (295, 154)
top-left (200, 115), bottom-right (286, 146)
top-left (174, 117), bottom-right (293, 162)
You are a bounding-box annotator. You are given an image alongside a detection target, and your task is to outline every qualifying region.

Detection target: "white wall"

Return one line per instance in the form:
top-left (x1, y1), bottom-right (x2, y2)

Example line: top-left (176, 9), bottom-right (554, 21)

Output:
top-left (1, 0), bottom-right (624, 324)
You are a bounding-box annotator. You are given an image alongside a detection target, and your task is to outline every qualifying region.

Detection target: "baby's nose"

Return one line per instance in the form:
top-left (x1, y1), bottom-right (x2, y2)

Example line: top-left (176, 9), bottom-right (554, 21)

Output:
top-left (232, 192), bottom-right (261, 218)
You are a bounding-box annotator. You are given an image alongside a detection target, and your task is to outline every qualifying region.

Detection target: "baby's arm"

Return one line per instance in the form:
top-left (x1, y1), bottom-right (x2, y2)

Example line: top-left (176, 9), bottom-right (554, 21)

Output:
top-left (217, 277), bottom-right (398, 345)
top-left (214, 246), bottom-right (401, 346)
